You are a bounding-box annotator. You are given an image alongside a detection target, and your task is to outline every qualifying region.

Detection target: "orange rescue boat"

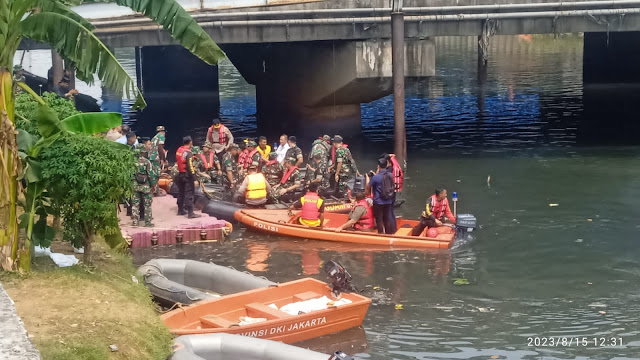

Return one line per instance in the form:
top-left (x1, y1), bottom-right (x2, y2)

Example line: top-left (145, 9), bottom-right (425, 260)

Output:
top-left (235, 209), bottom-right (466, 249)
top-left (161, 278), bottom-right (371, 344)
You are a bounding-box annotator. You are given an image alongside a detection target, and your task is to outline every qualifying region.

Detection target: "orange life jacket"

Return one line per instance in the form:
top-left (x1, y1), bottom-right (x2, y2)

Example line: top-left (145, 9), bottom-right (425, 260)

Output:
top-left (176, 146), bottom-right (189, 173)
top-left (353, 199), bottom-right (374, 230)
top-left (244, 149), bottom-right (259, 169)
top-left (208, 124), bottom-right (228, 145)
top-left (200, 152), bottom-right (215, 170)
top-left (300, 192), bottom-right (323, 222)
top-left (281, 166), bottom-right (299, 185)
top-left (428, 194), bottom-right (450, 219)
top-left (389, 156), bottom-right (403, 192)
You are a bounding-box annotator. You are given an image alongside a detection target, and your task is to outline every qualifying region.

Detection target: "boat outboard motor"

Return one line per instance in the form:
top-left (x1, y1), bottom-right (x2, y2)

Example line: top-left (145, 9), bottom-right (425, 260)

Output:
top-left (352, 175), bottom-right (366, 193)
top-left (329, 350), bottom-right (355, 360)
top-left (455, 213), bottom-right (477, 239)
top-left (323, 260), bottom-right (356, 296)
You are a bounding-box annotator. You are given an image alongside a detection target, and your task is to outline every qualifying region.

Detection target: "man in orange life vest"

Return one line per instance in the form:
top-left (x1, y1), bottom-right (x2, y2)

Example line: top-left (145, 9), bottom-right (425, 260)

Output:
top-left (175, 136), bottom-right (201, 218)
top-left (288, 182), bottom-right (325, 227)
top-left (197, 142), bottom-right (222, 183)
top-left (411, 188), bottom-right (456, 236)
top-left (243, 140), bottom-right (262, 172)
top-left (235, 165), bottom-right (272, 207)
top-left (206, 117), bottom-right (234, 163)
top-left (334, 192), bottom-right (375, 232)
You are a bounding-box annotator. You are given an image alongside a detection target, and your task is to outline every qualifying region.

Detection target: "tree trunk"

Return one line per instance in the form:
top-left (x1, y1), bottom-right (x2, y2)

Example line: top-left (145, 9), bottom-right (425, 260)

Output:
top-left (0, 67), bottom-right (27, 271)
top-left (51, 50), bottom-right (64, 88)
top-left (83, 233), bottom-right (93, 265)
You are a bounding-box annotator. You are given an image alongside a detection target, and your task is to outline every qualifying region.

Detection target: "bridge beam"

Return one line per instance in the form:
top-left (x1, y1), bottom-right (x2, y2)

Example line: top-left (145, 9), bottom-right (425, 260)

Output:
top-left (222, 38), bottom-right (434, 136)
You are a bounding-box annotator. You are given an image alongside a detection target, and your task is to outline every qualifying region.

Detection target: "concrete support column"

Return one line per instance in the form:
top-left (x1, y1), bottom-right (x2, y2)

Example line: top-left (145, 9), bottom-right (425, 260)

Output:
top-left (137, 45), bottom-right (220, 149)
top-left (50, 50), bottom-right (64, 89)
top-left (224, 38), bottom-right (434, 138)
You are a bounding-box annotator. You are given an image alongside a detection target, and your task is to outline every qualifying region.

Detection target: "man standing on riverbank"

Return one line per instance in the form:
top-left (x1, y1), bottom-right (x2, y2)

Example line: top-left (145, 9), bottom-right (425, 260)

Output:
top-left (175, 136), bottom-right (200, 218)
top-left (150, 126), bottom-right (167, 196)
top-left (206, 118), bottom-right (234, 163)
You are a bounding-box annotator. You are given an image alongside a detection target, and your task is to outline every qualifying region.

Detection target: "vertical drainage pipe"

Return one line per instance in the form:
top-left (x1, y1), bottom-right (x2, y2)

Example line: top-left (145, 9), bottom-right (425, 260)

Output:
top-left (392, 0), bottom-right (406, 169)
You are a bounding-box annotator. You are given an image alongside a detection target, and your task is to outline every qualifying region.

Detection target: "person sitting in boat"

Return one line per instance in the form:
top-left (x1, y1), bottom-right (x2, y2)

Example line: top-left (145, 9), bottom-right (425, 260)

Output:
top-left (244, 140), bottom-right (262, 172)
top-left (411, 188), bottom-right (457, 236)
top-left (334, 192), bottom-right (374, 232)
top-left (288, 183), bottom-right (325, 228)
top-left (235, 165), bottom-right (272, 207)
top-left (263, 152), bottom-right (283, 188)
top-left (272, 157), bottom-right (301, 203)
top-left (256, 136), bottom-right (271, 161)
top-left (197, 142), bottom-right (222, 183)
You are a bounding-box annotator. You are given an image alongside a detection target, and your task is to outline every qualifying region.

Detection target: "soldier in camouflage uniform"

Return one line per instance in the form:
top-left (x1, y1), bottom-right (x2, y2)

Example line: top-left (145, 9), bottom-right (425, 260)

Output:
top-left (283, 136), bottom-right (303, 167)
top-left (149, 126), bottom-right (167, 195)
top-left (331, 135), bottom-right (360, 198)
top-left (305, 150), bottom-right (330, 193)
top-left (309, 135), bottom-right (331, 168)
top-left (222, 143), bottom-right (240, 193)
top-left (190, 146), bottom-right (210, 184)
top-left (131, 146), bottom-right (156, 227)
top-left (263, 152), bottom-right (283, 188)
top-left (272, 157), bottom-right (301, 203)
top-left (196, 142), bottom-right (222, 183)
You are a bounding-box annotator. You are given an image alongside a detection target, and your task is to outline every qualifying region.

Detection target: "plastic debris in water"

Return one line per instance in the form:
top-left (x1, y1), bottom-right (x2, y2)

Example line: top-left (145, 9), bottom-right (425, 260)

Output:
top-left (453, 278), bottom-right (470, 285)
top-left (395, 304), bottom-right (404, 310)
top-left (549, 203), bottom-right (559, 207)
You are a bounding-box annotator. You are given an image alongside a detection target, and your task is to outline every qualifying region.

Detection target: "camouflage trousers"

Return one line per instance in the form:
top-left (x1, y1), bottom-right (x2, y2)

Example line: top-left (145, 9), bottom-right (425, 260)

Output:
top-left (336, 175), bottom-right (350, 198)
top-left (132, 191), bottom-right (153, 226)
top-left (151, 161), bottom-right (162, 195)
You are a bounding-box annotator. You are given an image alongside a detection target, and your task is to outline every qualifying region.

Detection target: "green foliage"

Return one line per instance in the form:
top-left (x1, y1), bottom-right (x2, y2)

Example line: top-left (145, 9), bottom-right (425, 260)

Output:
top-left (15, 92), bottom-right (80, 136)
top-left (41, 134), bottom-right (134, 250)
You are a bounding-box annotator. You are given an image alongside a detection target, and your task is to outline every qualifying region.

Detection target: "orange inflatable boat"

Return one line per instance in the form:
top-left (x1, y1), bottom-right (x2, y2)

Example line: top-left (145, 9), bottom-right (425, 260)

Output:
top-left (235, 209), bottom-right (476, 249)
top-left (161, 278), bottom-right (371, 344)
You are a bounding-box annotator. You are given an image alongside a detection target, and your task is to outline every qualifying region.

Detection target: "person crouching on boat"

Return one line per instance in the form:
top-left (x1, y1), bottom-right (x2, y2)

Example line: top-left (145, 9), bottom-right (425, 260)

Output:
top-left (288, 183), bottom-right (325, 228)
top-left (334, 192), bottom-right (375, 232)
top-left (235, 165), bottom-right (272, 207)
top-left (411, 188), bottom-right (456, 236)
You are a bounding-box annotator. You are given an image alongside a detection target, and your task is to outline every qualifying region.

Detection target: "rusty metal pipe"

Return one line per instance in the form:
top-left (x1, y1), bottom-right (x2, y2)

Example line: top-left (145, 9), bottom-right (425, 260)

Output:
top-left (391, 7), bottom-right (406, 169)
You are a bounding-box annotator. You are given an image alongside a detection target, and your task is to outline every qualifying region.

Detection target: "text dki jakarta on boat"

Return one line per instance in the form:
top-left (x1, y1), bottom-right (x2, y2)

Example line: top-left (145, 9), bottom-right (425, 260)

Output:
top-left (239, 316), bottom-right (328, 337)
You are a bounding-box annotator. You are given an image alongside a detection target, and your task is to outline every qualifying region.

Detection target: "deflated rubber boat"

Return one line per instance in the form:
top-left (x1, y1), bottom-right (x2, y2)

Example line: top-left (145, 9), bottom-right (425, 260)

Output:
top-left (138, 259), bottom-right (275, 307)
top-left (169, 334), bottom-right (344, 360)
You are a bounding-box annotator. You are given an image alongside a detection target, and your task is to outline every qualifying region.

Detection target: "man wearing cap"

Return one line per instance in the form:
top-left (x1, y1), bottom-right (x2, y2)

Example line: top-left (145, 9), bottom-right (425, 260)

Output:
top-left (309, 135), bottom-right (331, 167)
top-left (52, 75), bottom-right (78, 99)
top-left (272, 158), bottom-right (301, 203)
top-left (222, 143), bottom-right (240, 192)
top-left (263, 152), bottom-right (283, 188)
top-left (131, 145), bottom-right (156, 227)
top-left (197, 142), bottom-right (222, 183)
top-left (330, 135), bottom-right (360, 198)
top-left (243, 140), bottom-right (261, 171)
top-left (305, 150), bottom-right (330, 193)
top-left (235, 165), bottom-right (272, 207)
top-left (284, 136), bottom-right (303, 167)
top-left (150, 126), bottom-right (168, 195)
top-left (175, 136), bottom-right (200, 218)
top-left (206, 118), bottom-right (234, 163)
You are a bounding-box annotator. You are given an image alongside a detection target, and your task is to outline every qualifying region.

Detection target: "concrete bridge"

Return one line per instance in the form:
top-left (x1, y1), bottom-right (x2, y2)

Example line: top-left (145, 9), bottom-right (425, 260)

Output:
top-left (20, 0), bottom-right (640, 135)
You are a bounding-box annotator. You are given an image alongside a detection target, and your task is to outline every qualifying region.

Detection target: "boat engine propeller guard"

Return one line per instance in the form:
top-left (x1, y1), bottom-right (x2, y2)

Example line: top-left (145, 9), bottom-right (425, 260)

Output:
top-left (323, 260), bottom-right (356, 297)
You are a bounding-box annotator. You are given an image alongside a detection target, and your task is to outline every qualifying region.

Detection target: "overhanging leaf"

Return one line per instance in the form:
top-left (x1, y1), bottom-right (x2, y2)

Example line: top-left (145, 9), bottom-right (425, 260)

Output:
top-left (35, 103), bottom-right (63, 138)
top-left (61, 112), bottom-right (122, 134)
top-left (17, 129), bottom-right (37, 152)
top-left (115, 0), bottom-right (225, 65)
top-left (24, 158), bottom-right (43, 183)
top-left (20, 12), bottom-right (147, 109)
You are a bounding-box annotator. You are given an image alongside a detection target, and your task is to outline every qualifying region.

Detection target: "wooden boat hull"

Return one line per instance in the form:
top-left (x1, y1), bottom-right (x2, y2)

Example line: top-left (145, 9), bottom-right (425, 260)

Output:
top-left (162, 278), bottom-right (371, 344)
top-left (234, 209), bottom-right (456, 249)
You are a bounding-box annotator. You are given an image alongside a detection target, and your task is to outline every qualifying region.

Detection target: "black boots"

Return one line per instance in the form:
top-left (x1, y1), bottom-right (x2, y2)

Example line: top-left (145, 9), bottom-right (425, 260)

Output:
top-left (187, 212), bottom-right (201, 219)
top-left (177, 209), bottom-right (187, 216)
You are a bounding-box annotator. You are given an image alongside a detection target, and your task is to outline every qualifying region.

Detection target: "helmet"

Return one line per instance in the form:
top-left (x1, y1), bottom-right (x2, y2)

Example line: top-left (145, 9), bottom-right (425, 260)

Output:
top-left (426, 228), bottom-right (439, 238)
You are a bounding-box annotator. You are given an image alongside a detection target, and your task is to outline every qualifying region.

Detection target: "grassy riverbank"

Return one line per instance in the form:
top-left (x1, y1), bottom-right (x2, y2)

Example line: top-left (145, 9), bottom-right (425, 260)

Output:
top-left (1, 241), bottom-right (172, 360)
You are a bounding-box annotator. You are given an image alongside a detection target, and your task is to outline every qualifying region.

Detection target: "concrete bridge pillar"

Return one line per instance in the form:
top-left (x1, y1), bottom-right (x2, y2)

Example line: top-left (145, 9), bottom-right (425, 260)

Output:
top-left (223, 39), bottom-right (434, 137)
top-left (136, 45), bottom-right (220, 148)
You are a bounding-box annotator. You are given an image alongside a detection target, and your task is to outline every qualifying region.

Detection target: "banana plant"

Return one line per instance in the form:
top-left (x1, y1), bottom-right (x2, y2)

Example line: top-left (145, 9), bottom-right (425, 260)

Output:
top-left (0, 0), bottom-right (225, 270)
